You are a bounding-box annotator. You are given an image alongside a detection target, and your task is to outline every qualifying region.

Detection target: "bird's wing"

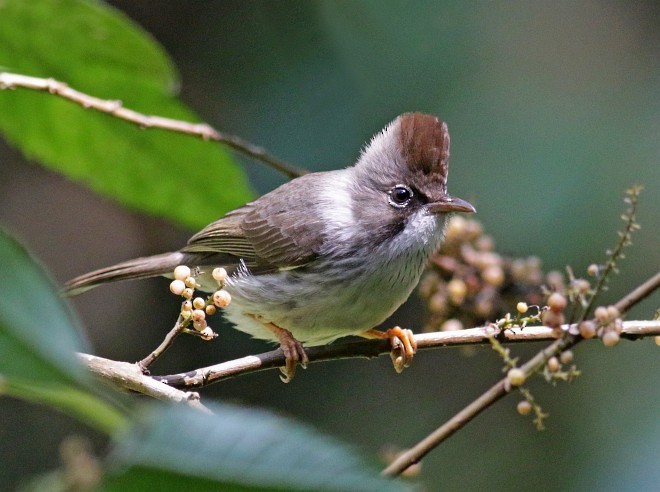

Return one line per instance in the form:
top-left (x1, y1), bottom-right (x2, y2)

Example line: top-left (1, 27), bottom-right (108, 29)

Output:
top-left (183, 207), bottom-right (258, 261)
top-left (182, 175), bottom-right (327, 269)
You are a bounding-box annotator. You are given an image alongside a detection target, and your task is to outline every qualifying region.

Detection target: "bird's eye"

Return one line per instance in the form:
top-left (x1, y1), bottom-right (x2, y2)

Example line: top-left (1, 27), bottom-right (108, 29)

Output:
top-left (388, 185), bottom-right (413, 208)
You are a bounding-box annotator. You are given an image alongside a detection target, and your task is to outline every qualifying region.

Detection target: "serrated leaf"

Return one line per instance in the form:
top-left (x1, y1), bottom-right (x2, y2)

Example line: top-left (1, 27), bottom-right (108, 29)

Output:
top-left (0, 228), bottom-right (126, 433)
top-left (0, 0), bottom-right (253, 229)
top-left (105, 403), bottom-right (408, 492)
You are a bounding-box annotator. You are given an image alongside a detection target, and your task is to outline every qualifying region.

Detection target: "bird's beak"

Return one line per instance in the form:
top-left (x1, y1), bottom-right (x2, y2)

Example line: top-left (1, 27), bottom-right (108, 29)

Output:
top-left (427, 195), bottom-right (476, 214)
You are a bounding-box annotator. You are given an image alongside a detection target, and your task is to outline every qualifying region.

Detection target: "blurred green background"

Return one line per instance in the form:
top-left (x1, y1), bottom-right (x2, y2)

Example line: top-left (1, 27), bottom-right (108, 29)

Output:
top-left (0, 1), bottom-right (658, 490)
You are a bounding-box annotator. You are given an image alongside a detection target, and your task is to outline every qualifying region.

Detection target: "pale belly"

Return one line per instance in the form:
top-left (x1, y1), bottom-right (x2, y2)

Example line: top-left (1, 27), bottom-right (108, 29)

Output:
top-left (221, 247), bottom-right (430, 346)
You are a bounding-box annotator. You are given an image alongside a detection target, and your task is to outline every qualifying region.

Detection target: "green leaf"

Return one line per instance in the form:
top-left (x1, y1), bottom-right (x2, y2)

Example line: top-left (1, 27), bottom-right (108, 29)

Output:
top-left (0, 0), bottom-right (253, 229)
top-left (0, 228), bottom-right (126, 433)
top-left (105, 403), bottom-right (408, 492)
top-left (6, 381), bottom-right (125, 436)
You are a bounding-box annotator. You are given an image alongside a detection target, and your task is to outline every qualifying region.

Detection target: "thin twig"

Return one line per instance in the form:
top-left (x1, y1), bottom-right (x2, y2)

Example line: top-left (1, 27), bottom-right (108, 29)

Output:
top-left (580, 186), bottom-right (641, 318)
top-left (137, 317), bottom-right (185, 372)
top-left (0, 71), bottom-right (306, 179)
top-left (382, 337), bottom-right (570, 477)
top-left (381, 271), bottom-right (660, 477)
top-left (613, 270), bottom-right (660, 314)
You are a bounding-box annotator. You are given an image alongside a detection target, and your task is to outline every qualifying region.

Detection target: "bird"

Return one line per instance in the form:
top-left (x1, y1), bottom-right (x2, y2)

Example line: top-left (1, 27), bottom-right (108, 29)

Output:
top-left (65, 113), bottom-right (476, 381)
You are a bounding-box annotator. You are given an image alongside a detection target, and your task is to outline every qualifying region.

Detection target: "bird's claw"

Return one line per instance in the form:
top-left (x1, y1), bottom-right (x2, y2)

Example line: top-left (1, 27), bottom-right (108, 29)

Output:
top-left (386, 327), bottom-right (417, 373)
top-left (249, 317), bottom-right (309, 383)
top-left (278, 335), bottom-right (309, 383)
top-left (360, 326), bottom-right (417, 373)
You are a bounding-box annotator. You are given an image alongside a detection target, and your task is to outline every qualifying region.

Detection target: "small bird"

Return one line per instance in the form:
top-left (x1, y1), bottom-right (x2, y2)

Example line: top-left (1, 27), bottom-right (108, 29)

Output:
top-left (65, 113), bottom-right (475, 381)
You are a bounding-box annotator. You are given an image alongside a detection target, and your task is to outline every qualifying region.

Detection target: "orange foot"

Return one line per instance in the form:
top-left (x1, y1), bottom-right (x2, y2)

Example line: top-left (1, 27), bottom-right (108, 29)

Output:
top-left (360, 326), bottom-right (417, 373)
top-left (262, 322), bottom-right (309, 383)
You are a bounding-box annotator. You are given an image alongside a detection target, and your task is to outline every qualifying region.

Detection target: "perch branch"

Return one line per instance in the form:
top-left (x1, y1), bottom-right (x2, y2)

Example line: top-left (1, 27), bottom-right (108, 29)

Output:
top-left (149, 319), bottom-right (659, 389)
top-left (79, 319), bottom-right (659, 396)
top-left (0, 71), bottom-right (306, 179)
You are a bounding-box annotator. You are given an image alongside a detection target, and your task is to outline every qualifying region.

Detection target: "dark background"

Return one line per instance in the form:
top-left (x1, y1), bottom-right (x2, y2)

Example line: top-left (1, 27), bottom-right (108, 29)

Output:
top-left (1, 2), bottom-right (658, 490)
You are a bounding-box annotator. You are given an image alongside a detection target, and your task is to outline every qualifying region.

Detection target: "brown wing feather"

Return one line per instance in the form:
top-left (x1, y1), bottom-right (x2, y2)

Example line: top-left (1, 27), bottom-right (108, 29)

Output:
top-left (183, 174), bottom-right (328, 268)
top-left (183, 208), bottom-right (257, 260)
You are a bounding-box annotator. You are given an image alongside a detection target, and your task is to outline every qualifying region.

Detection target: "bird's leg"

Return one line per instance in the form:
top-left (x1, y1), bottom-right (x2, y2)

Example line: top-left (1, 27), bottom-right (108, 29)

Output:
top-left (359, 327), bottom-right (417, 373)
top-left (256, 319), bottom-right (309, 383)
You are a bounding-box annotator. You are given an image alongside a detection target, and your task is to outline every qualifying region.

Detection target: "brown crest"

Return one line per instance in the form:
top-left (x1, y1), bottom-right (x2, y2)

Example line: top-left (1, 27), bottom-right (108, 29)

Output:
top-left (397, 113), bottom-right (450, 190)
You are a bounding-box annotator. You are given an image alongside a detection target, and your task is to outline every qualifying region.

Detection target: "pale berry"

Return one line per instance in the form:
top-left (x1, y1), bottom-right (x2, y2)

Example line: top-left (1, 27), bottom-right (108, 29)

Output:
top-left (546, 356), bottom-right (560, 372)
top-left (602, 331), bottom-right (620, 347)
top-left (212, 267), bottom-right (228, 282)
top-left (547, 293), bottom-right (567, 313)
top-left (441, 319), bottom-right (463, 332)
top-left (559, 350), bottom-right (574, 365)
top-left (606, 306), bottom-right (620, 319)
top-left (200, 327), bottom-right (215, 340)
top-left (573, 279), bottom-right (591, 294)
top-left (507, 368), bottom-right (526, 386)
top-left (213, 290), bottom-right (232, 308)
top-left (173, 265), bottom-right (191, 281)
top-left (542, 309), bottom-right (565, 330)
top-left (578, 320), bottom-right (597, 339)
top-left (191, 309), bottom-right (206, 323)
top-left (594, 306), bottom-right (609, 321)
top-left (517, 400), bottom-right (532, 415)
top-left (169, 280), bottom-right (186, 296)
top-left (447, 278), bottom-right (467, 305)
top-left (482, 265), bottom-right (505, 287)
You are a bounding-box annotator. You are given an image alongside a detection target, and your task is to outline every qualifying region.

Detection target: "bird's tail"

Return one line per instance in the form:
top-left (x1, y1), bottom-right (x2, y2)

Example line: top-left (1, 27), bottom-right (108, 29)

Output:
top-left (63, 251), bottom-right (185, 296)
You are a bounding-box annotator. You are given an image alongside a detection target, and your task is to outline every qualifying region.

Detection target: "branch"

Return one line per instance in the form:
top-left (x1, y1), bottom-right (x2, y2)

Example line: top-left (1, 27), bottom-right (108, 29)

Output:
top-left (612, 270), bottom-right (660, 314)
top-left (381, 270), bottom-right (660, 477)
top-left (148, 320), bottom-right (659, 389)
top-left (78, 319), bottom-right (659, 395)
top-left (78, 353), bottom-right (211, 414)
top-left (0, 71), bottom-right (306, 179)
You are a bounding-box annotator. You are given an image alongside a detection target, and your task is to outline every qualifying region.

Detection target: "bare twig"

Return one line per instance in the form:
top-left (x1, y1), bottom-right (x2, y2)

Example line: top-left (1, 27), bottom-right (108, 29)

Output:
top-left (78, 353), bottom-right (211, 414)
top-left (0, 71), bottom-right (306, 179)
top-left (137, 317), bottom-right (185, 372)
top-left (381, 271), bottom-right (660, 477)
top-left (613, 271), bottom-right (660, 315)
top-left (148, 320), bottom-right (659, 388)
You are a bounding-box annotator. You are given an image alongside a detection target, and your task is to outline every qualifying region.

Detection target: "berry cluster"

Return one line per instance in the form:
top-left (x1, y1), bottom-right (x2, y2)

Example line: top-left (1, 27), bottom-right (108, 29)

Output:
top-left (168, 265), bottom-right (231, 341)
top-left (440, 188), bottom-right (642, 430)
top-left (501, 288), bottom-right (623, 429)
top-left (421, 216), bottom-right (627, 352)
top-left (419, 216), bottom-right (549, 332)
